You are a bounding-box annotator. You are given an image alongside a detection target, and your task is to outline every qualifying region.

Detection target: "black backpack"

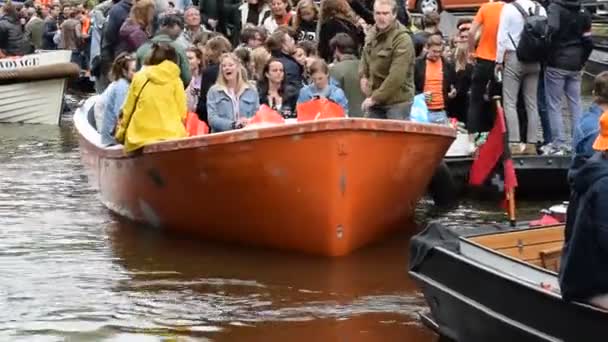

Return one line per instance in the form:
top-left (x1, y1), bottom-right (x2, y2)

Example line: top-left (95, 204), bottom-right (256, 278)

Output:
top-left (508, 2), bottom-right (549, 63)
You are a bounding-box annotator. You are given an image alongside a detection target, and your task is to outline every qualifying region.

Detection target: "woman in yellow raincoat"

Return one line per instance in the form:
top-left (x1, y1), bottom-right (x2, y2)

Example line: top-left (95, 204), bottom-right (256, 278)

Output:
top-left (115, 42), bottom-right (187, 152)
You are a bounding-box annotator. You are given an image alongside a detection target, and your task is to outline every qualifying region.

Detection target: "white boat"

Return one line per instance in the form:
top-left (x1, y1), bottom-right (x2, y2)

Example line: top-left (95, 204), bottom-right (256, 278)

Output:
top-left (0, 50), bottom-right (79, 125)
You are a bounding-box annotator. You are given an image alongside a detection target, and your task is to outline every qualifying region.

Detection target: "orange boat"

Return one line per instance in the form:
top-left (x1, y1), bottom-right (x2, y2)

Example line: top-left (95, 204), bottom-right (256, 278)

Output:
top-left (74, 97), bottom-right (455, 256)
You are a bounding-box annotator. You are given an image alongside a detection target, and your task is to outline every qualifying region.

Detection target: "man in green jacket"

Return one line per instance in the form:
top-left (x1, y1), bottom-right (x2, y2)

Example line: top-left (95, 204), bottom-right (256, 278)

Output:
top-left (329, 33), bottom-right (365, 118)
top-left (359, 0), bottom-right (415, 120)
top-left (25, 7), bottom-right (44, 50)
top-left (136, 14), bottom-right (191, 87)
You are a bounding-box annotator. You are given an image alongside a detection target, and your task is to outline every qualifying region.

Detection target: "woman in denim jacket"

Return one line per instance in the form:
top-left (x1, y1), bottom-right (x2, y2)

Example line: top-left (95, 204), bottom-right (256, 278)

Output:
top-left (207, 53), bottom-right (260, 132)
top-left (297, 59), bottom-right (348, 116)
top-left (98, 53), bottom-right (136, 145)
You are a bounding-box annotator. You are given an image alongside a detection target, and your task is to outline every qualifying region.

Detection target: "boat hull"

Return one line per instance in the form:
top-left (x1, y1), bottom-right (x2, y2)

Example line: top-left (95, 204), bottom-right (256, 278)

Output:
top-left (444, 155), bottom-right (570, 198)
top-left (75, 101), bottom-right (455, 256)
top-left (0, 50), bottom-right (72, 125)
top-left (410, 246), bottom-right (608, 342)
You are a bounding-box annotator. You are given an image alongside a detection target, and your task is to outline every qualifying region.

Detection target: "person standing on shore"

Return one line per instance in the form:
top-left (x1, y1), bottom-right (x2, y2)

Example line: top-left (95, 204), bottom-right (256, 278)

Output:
top-left (467, 0), bottom-right (504, 136)
top-left (541, 0), bottom-right (593, 155)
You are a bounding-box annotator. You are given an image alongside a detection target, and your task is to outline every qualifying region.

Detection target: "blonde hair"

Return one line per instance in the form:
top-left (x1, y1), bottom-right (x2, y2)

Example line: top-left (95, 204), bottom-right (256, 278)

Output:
top-left (251, 47), bottom-right (272, 81)
top-left (453, 45), bottom-right (468, 72)
top-left (129, 0), bottom-right (155, 29)
top-left (293, 0), bottom-right (319, 28)
top-left (216, 53), bottom-right (250, 91)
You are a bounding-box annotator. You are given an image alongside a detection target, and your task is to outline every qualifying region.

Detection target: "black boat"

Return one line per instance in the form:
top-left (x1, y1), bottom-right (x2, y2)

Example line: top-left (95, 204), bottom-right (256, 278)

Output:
top-left (409, 223), bottom-right (608, 342)
top-left (584, 49), bottom-right (608, 79)
top-left (444, 154), bottom-right (571, 198)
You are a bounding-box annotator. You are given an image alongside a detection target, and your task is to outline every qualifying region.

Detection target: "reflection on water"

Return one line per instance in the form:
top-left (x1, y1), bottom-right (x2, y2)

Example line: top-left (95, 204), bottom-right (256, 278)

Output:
top-left (0, 112), bottom-right (562, 341)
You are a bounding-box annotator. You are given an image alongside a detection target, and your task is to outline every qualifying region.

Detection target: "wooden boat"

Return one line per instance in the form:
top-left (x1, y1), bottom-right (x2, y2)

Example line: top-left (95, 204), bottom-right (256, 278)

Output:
top-left (0, 50), bottom-right (79, 125)
top-left (74, 96), bottom-right (456, 256)
top-left (409, 223), bottom-right (608, 342)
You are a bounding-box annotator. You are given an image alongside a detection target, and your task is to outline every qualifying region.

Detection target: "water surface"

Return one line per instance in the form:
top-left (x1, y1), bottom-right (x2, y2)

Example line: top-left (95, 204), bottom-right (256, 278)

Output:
top-left (0, 113), bottom-right (561, 341)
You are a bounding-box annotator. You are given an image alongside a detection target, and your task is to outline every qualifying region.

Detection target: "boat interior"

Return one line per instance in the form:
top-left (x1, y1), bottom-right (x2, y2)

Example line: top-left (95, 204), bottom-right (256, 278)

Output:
top-left (469, 225), bottom-right (564, 273)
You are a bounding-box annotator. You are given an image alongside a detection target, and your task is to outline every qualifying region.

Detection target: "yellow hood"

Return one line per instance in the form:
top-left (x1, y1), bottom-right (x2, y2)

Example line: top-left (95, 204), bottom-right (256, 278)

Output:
top-left (143, 60), bottom-right (181, 85)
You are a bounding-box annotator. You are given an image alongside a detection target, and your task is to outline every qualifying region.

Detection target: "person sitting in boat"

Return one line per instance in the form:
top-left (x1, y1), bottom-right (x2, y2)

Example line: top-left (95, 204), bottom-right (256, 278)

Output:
top-left (297, 59), bottom-right (349, 116)
top-left (207, 53), bottom-right (260, 133)
top-left (115, 42), bottom-right (187, 152)
top-left (560, 111), bottom-right (608, 310)
top-left (97, 53), bottom-right (136, 146)
top-left (135, 13), bottom-right (191, 87)
top-left (257, 58), bottom-right (299, 119)
top-left (571, 71), bottom-right (608, 172)
top-left (0, 1), bottom-right (34, 57)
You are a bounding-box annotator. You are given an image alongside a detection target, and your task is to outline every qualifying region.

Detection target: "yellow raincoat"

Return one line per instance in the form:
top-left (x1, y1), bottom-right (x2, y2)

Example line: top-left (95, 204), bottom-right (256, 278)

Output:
top-left (115, 60), bottom-right (187, 152)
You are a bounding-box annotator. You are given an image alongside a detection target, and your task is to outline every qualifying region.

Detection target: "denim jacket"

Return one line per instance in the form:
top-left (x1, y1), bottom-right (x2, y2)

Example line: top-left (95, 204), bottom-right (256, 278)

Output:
top-left (297, 83), bottom-right (349, 116)
top-left (100, 78), bottom-right (130, 145)
top-left (573, 103), bottom-right (604, 159)
top-left (207, 84), bottom-right (260, 133)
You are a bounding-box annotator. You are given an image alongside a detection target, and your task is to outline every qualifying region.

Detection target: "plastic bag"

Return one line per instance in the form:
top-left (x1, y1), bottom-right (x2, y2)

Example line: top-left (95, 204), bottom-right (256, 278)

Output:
top-left (410, 94), bottom-right (429, 123)
top-left (246, 105), bottom-right (285, 129)
top-left (296, 98), bottom-right (345, 122)
top-left (185, 112), bottom-right (209, 136)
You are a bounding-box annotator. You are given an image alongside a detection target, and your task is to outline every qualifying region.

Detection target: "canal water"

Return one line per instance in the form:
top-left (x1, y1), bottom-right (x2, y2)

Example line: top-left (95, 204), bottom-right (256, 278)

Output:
top-left (0, 100), bottom-right (564, 341)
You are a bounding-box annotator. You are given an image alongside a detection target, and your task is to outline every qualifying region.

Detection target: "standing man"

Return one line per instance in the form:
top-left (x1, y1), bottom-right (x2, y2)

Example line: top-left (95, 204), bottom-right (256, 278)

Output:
top-left (329, 33), bottom-right (365, 118)
top-left (359, 0), bottom-right (415, 120)
top-left (467, 0), bottom-right (504, 136)
top-left (42, 4), bottom-right (60, 50)
top-left (25, 7), bottom-right (44, 50)
top-left (542, 0), bottom-right (593, 155)
top-left (496, 0), bottom-right (547, 155)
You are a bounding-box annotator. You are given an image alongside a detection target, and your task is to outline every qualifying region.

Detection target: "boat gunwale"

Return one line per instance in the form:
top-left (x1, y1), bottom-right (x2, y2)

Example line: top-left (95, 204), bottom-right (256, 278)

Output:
top-left (73, 99), bottom-right (456, 159)
top-left (412, 243), bottom-right (608, 314)
top-left (408, 270), bottom-right (563, 342)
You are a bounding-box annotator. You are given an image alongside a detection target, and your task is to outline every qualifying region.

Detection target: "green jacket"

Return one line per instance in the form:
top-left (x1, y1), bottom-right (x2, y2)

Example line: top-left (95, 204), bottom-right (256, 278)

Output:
top-left (359, 21), bottom-right (415, 106)
top-left (330, 55), bottom-right (365, 117)
top-left (136, 34), bottom-right (191, 87)
top-left (25, 16), bottom-right (44, 50)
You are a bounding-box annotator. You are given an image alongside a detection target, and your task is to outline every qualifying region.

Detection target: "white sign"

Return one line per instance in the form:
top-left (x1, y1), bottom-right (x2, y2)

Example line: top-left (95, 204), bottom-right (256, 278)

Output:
top-left (0, 56), bottom-right (40, 70)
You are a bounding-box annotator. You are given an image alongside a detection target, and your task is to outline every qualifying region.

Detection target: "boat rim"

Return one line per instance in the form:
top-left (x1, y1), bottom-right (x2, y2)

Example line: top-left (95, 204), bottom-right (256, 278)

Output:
top-left (74, 96), bottom-right (456, 158)
top-left (409, 245), bottom-right (608, 314)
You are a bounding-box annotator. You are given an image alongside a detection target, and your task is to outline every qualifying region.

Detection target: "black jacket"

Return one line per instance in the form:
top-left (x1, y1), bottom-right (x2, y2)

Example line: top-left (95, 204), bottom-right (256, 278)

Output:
top-left (258, 83), bottom-right (299, 119)
top-left (414, 56), bottom-right (456, 111)
top-left (101, 0), bottom-right (132, 62)
top-left (199, 0), bottom-right (241, 46)
top-left (0, 16), bottom-right (32, 56)
top-left (272, 51), bottom-right (304, 92)
top-left (547, 0), bottom-right (593, 71)
top-left (318, 18), bottom-right (364, 63)
top-left (196, 63), bottom-right (220, 123)
top-left (560, 152), bottom-right (608, 302)
top-left (42, 17), bottom-right (58, 50)
top-left (296, 20), bottom-right (317, 42)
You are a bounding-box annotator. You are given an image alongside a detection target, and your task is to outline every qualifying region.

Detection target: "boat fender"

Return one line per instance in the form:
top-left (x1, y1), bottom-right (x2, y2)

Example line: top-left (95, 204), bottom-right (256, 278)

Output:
top-left (0, 63), bottom-right (80, 84)
top-left (427, 161), bottom-right (458, 209)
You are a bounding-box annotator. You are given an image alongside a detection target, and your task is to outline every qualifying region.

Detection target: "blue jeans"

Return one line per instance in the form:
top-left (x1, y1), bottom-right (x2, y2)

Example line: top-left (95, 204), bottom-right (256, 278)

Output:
top-left (544, 67), bottom-right (582, 145)
top-left (428, 110), bottom-right (449, 125)
top-left (367, 101), bottom-right (412, 120)
top-left (537, 66), bottom-right (552, 144)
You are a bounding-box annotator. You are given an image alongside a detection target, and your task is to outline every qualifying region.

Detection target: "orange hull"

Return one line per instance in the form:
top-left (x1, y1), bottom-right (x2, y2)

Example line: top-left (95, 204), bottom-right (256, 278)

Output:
top-left (75, 102), bottom-right (455, 256)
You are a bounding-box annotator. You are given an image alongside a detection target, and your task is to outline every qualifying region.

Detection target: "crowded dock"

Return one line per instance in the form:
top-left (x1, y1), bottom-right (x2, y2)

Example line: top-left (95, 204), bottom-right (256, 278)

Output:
top-left (0, 0), bottom-right (606, 339)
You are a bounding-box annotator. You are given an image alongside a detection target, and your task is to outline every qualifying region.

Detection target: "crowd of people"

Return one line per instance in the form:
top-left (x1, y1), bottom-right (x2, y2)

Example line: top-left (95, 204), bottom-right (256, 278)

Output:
top-left (0, 0), bottom-right (596, 157)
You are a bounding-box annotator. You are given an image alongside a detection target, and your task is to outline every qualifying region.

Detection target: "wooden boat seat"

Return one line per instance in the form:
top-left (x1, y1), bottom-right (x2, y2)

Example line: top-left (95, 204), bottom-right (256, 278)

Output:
top-left (540, 246), bottom-right (562, 272)
top-left (470, 225), bottom-right (564, 271)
